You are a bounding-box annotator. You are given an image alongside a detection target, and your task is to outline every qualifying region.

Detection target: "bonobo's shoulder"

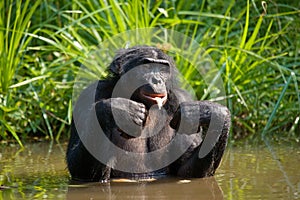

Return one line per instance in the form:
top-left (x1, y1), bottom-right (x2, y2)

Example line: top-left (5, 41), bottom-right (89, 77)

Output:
top-left (96, 79), bottom-right (115, 89)
top-left (171, 87), bottom-right (194, 102)
top-left (76, 80), bottom-right (114, 102)
top-left (95, 80), bottom-right (115, 100)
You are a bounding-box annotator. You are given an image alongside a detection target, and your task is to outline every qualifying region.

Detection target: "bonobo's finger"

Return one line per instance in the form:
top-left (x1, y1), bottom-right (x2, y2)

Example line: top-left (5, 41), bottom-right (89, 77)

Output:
top-left (137, 102), bottom-right (147, 114)
top-left (170, 102), bottom-right (201, 134)
top-left (129, 101), bottom-right (147, 125)
top-left (170, 107), bottom-right (181, 130)
top-left (129, 101), bottom-right (144, 111)
top-left (136, 103), bottom-right (147, 125)
top-left (179, 102), bottom-right (202, 122)
top-left (136, 110), bottom-right (146, 121)
top-left (132, 116), bottom-right (144, 126)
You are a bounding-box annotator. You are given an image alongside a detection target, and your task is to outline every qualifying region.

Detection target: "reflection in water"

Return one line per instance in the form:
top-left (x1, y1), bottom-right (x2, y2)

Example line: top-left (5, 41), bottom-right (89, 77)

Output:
top-left (217, 145), bottom-right (300, 199)
top-left (0, 142), bottom-right (299, 199)
top-left (0, 142), bottom-right (69, 199)
top-left (67, 177), bottom-right (223, 200)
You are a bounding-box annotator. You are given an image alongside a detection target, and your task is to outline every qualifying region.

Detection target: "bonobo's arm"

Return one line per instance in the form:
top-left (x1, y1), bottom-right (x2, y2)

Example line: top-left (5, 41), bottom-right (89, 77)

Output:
top-left (67, 81), bottom-right (147, 181)
top-left (67, 81), bottom-right (113, 181)
top-left (67, 119), bottom-right (111, 181)
top-left (170, 101), bottom-right (231, 178)
top-left (95, 98), bottom-right (147, 137)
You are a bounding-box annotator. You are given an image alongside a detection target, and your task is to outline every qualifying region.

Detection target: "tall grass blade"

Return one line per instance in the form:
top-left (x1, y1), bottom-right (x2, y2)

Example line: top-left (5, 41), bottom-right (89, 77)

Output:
top-left (1, 120), bottom-right (23, 147)
top-left (261, 74), bottom-right (292, 138)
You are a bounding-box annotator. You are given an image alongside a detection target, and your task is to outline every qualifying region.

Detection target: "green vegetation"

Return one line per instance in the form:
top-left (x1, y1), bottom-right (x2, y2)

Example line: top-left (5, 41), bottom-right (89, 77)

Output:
top-left (0, 0), bottom-right (299, 146)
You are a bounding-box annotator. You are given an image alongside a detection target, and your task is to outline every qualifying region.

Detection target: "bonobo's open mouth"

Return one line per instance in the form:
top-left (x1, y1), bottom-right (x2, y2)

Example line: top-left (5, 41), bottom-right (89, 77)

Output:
top-left (141, 92), bottom-right (168, 109)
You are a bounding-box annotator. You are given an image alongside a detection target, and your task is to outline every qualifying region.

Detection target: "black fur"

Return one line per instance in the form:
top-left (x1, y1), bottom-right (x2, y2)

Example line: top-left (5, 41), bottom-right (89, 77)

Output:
top-left (66, 46), bottom-right (231, 182)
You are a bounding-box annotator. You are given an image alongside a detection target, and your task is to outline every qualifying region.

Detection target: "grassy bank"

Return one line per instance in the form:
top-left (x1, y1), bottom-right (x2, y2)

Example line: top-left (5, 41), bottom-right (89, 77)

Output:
top-left (0, 0), bottom-right (299, 146)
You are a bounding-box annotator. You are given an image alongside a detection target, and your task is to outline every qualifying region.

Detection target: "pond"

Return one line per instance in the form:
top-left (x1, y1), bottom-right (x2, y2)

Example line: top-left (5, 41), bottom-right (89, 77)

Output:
top-left (0, 141), bottom-right (299, 200)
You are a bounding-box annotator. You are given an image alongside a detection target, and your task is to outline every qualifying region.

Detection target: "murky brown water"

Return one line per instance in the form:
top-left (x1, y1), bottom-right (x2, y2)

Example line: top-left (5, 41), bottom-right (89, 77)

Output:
top-left (0, 142), bottom-right (299, 199)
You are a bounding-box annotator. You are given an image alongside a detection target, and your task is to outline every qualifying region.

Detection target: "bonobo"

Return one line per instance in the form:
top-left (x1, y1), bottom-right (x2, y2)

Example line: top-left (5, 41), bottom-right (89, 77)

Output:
top-left (66, 46), bottom-right (231, 182)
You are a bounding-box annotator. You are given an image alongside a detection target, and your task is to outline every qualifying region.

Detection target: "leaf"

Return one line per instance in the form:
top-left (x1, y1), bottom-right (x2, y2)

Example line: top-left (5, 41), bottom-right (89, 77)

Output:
top-left (1, 120), bottom-right (23, 148)
top-left (9, 75), bottom-right (49, 89)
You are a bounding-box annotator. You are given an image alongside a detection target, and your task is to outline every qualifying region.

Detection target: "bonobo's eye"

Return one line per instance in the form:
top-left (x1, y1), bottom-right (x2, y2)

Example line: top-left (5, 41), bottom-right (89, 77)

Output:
top-left (151, 63), bottom-right (170, 74)
top-left (140, 63), bottom-right (170, 74)
top-left (159, 64), bottom-right (170, 73)
top-left (158, 64), bottom-right (171, 80)
top-left (141, 64), bottom-right (152, 72)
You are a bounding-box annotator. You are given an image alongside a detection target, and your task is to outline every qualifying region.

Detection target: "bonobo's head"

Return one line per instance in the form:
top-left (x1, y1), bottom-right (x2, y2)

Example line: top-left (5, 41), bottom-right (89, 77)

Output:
top-left (109, 46), bottom-right (175, 109)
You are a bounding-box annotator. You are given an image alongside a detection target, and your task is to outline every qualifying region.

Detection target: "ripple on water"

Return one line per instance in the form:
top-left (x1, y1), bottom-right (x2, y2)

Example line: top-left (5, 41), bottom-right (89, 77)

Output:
top-left (0, 143), bottom-right (299, 200)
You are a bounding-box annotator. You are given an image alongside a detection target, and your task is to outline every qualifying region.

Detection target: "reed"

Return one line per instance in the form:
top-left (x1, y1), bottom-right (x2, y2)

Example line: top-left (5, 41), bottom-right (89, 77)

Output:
top-left (1, 0), bottom-right (299, 144)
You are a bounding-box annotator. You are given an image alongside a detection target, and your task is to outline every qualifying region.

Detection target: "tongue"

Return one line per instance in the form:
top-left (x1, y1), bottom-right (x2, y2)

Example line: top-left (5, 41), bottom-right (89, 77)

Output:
top-left (142, 92), bottom-right (167, 109)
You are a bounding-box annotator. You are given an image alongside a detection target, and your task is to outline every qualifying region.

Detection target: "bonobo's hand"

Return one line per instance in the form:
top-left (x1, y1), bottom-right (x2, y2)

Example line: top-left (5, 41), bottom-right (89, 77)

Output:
top-left (111, 98), bottom-right (147, 126)
top-left (170, 101), bottom-right (211, 135)
top-left (97, 98), bottom-right (147, 137)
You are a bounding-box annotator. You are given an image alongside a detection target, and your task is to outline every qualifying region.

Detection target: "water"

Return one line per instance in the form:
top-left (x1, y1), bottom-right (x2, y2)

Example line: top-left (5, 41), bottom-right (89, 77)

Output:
top-left (0, 142), bottom-right (299, 199)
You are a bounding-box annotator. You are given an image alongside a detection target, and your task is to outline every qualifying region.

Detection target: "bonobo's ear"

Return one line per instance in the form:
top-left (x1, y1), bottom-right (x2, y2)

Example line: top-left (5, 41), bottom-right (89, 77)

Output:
top-left (109, 48), bottom-right (130, 75)
top-left (109, 53), bottom-right (125, 76)
top-left (109, 61), bottom-right (123, 75)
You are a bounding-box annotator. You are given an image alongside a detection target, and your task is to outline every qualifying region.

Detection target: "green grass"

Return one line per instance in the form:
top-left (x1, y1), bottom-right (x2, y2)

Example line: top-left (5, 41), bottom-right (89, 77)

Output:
top-left (0, 0), bottom-right (43, 146)
top-left (0, 0), bottom-right (299, 145)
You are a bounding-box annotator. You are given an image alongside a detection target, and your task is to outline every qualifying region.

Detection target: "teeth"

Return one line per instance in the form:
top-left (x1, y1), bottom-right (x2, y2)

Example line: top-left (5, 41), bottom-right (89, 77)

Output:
top-left (142, 93), bottom-right (167, 109)
top-left (154, 97), bottom-right (163, 109)
top-left (153, 95), bottom-right (167, 110)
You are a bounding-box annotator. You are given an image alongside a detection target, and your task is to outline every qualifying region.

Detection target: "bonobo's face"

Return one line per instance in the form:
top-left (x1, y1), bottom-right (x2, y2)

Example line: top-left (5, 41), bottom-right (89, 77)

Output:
top-left (130, 63), bottom-right (171, 109)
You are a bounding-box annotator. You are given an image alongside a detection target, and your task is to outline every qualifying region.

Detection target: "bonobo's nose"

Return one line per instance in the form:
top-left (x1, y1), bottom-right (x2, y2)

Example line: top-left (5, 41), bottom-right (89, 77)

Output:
top-left (151, 76), bottom-right (162, 85)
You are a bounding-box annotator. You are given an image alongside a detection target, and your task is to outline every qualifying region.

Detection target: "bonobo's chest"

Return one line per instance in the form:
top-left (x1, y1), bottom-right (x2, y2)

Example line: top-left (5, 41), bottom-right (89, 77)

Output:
top-left (110, 107), bottom-right (174, 153)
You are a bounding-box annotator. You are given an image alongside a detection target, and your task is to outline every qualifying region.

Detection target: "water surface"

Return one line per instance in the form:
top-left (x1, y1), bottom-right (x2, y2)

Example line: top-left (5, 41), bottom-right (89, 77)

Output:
top-left (0, 142), bottom-right (299, 199)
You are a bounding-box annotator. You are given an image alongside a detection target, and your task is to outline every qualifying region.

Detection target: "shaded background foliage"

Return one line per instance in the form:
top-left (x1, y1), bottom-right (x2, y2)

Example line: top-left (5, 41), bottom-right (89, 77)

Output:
top-left (0, 0), bottom-right (299, 146)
